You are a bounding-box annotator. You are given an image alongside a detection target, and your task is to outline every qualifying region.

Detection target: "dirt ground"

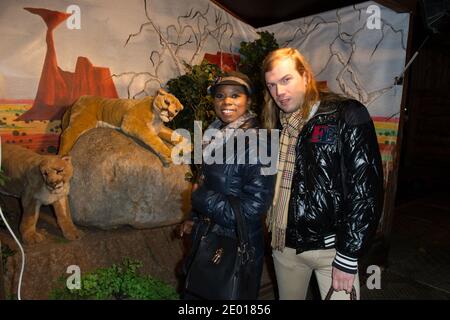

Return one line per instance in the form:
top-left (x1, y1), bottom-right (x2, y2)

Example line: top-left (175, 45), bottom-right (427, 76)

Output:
top-left (0, 196), bottom-right (275, 300)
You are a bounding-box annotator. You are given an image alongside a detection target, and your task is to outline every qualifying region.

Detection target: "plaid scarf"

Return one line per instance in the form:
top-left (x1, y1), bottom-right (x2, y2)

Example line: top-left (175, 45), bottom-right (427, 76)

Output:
top-left (267, 102), bottom-right (320, 251)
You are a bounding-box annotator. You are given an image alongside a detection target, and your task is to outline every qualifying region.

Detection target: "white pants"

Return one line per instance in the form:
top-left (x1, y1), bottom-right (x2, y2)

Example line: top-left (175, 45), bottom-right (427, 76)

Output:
top-left (273, 247), bottom-right (360, 300)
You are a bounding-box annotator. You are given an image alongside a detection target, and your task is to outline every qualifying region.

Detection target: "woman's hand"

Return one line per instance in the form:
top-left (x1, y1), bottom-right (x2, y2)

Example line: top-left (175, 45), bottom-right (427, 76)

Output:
top-left (179, 220), bottom-right (195, 238)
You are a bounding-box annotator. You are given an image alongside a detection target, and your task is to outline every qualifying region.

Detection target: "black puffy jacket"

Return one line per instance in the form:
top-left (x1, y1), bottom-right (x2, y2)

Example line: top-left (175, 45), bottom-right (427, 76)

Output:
top-left (191, 117), bottom-right (276, 269)
top-left (286, 99), bottom-right (384, 274)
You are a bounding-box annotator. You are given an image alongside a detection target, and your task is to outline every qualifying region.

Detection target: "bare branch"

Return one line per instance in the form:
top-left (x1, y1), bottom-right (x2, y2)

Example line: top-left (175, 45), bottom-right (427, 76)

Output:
top-left (286, 5), bottom-right (407, 107)
top-left (120, 0), bottom-right (236, 95)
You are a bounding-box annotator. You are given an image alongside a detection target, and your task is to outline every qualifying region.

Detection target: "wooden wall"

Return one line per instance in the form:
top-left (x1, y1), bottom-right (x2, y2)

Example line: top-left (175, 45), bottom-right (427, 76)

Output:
top-left (399, 34), bottom-right (450, 196)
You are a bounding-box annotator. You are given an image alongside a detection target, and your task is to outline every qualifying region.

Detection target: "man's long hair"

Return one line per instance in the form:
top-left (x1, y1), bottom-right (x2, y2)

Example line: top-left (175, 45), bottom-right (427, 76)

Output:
top-left (261, 48), bottom-right (347, 129)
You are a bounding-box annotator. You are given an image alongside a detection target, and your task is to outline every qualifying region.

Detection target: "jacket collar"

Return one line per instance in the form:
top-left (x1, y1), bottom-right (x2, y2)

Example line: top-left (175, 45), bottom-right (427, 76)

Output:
top-left (314, 100), bottom-right (339, 116)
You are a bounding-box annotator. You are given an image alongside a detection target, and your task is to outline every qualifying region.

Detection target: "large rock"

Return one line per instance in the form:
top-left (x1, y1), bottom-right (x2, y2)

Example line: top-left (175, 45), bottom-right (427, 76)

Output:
top-left (68, 128), bottom-right (191, 229)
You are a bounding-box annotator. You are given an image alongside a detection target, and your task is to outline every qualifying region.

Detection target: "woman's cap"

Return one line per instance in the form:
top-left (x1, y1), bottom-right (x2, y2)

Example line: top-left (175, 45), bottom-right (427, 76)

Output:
top-left (208, 71), bottom-right (253, 96)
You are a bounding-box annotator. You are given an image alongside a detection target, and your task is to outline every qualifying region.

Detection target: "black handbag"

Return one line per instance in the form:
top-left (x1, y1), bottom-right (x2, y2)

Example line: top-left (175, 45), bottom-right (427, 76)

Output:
top-left (184, 195), bottom-right (258, 300)
top-left (325, 286), bottom-right (357, 300)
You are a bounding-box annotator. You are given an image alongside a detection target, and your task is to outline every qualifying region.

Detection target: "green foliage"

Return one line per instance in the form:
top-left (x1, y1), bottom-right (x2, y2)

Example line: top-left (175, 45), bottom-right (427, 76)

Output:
top-left (49, 258), bottom-right (179, 300)
top-left (166, 61), bottom-right (223, 183)
top-left (238, 31), bottom-right (279, 114)
top-left (166, 60), bottom-right (223, 133)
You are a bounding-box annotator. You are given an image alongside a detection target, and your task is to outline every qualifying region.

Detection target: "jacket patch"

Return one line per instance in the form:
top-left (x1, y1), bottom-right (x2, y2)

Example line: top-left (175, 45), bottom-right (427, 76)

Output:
top-left (310, 125), bottom-right (337, 144)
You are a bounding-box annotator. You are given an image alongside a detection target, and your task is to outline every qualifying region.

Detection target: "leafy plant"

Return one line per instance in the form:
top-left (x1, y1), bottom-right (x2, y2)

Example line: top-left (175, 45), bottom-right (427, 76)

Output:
top-left (166, 60), bottom-right (223, 134)
top-left (49, 258), bottom-right (179, 300)
top-left (166, 61), bottom-right (223, 183)
top-left (238, 31), bottom-right (279, 114)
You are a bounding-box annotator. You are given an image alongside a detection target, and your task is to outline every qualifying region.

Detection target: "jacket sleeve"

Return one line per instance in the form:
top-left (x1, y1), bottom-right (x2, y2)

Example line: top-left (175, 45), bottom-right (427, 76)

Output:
top-left (191, 145), bottom-right (275, 228)
top-left (333, 101), bottom-right (384, 274)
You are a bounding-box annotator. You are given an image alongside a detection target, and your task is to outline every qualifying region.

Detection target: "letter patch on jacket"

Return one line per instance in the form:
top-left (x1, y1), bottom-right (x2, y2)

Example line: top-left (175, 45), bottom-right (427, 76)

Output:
top-left (310, 125), bottom-right (337, 144)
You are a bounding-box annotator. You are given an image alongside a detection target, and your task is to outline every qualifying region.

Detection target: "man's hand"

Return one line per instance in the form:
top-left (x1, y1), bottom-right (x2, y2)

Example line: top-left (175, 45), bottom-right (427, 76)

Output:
top-left (332, 266), bottom-right (355, 293)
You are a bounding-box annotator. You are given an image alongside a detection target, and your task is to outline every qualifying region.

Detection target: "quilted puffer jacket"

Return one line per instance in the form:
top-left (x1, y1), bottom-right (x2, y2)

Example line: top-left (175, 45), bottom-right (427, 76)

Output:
top-left (191, 117), bottom-right (275, 277)
top-left (286, 99), bottom-right (384, 274)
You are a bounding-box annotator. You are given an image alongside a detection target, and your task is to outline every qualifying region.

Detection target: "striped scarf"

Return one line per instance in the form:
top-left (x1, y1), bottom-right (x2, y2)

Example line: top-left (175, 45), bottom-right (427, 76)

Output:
top-left (267, 101), bottom-right (319, 251)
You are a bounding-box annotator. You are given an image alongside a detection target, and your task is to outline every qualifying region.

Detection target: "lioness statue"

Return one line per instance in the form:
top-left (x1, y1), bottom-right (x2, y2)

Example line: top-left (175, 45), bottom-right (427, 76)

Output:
top-left (59, 88), bottom-right (185, 166)
top-left (0, 144), bottom-right (82, 245)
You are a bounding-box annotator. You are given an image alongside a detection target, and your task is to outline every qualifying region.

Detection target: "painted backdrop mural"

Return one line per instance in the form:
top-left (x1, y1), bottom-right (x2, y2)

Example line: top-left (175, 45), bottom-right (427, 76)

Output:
top-left (0, 0), bottom-right (256, 153)
top-left (1, 0), bottom-right (408, 227)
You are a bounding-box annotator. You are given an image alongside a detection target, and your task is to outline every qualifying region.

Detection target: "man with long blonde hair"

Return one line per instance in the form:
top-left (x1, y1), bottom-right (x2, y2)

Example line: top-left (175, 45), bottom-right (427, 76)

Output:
top-left (263, 48), bottom-right (384, 300)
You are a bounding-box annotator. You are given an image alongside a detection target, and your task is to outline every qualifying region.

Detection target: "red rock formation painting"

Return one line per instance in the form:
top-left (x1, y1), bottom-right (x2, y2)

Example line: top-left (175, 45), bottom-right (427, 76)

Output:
top-left (203, 52), bottom-right (240, 72)
top-left (16, 7), bottom-right (118, 121)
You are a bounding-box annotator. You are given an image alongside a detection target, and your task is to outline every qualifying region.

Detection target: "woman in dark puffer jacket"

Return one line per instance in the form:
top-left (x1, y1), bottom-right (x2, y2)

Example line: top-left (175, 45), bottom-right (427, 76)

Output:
top-left (181, 71), bottom-right (275, 300)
